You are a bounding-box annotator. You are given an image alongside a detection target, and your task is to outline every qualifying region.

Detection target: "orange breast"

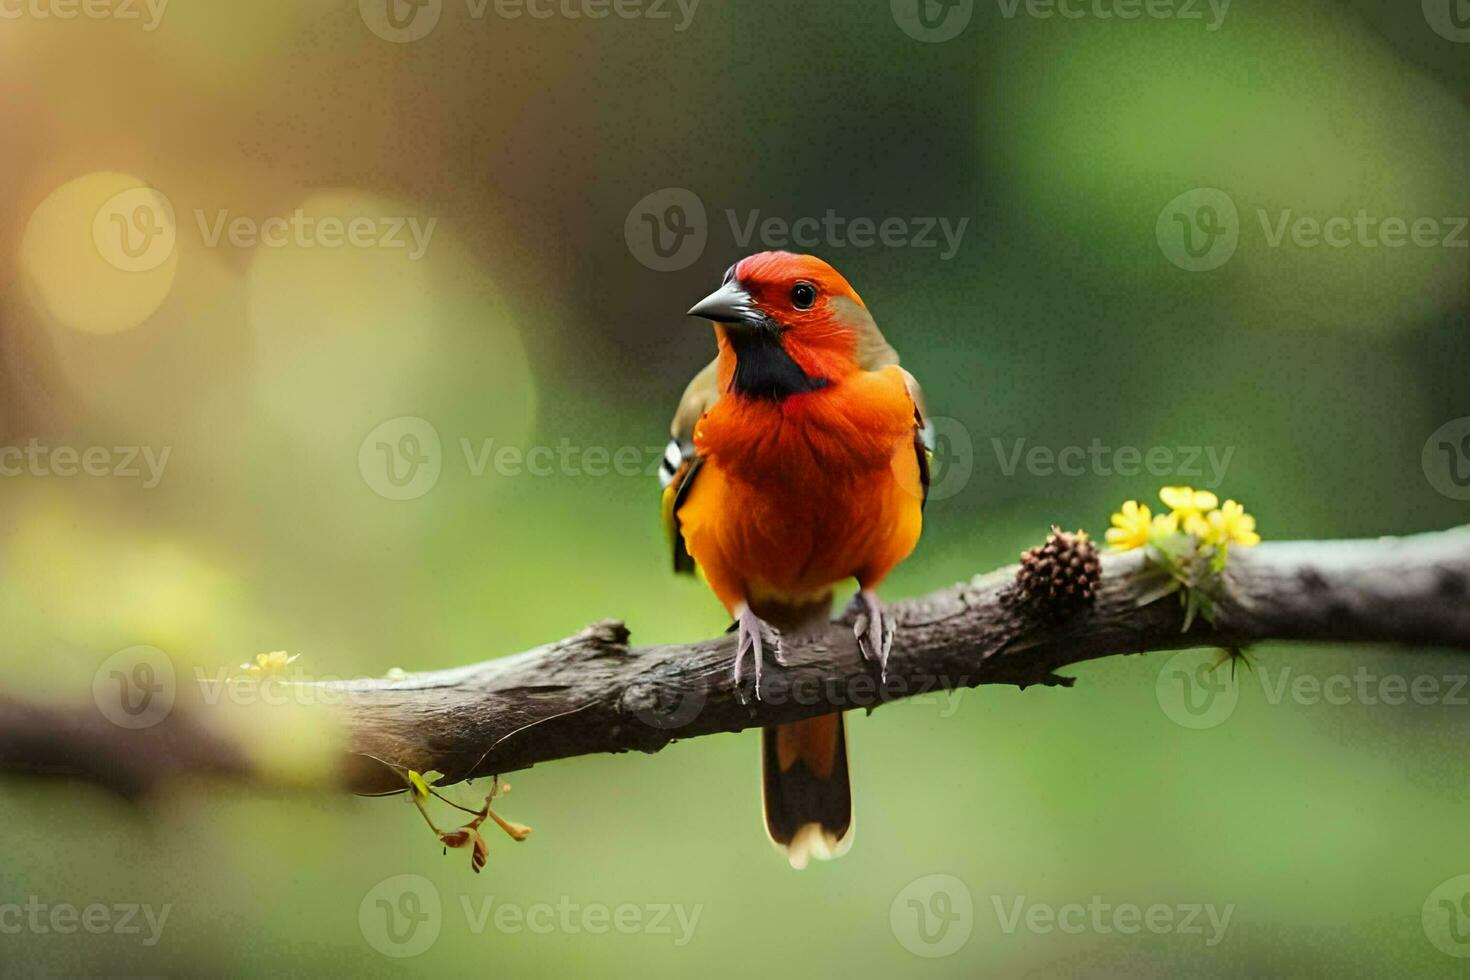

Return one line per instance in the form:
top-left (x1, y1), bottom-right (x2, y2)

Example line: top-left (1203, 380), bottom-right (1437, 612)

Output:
top-left (677, 366), bottom-right (923, 615)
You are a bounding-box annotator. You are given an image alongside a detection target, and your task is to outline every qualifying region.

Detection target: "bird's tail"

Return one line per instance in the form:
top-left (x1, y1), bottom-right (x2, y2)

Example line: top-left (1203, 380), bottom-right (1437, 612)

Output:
top-left (751, 593), bottom-right (852, 869)
top-left (762, 713), bottom-right (853, 869)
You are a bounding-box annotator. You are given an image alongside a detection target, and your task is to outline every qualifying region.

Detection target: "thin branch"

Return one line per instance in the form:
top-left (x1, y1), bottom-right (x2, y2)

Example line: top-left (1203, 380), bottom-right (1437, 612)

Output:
top-left (2, 529), bottom-right (1468, 796)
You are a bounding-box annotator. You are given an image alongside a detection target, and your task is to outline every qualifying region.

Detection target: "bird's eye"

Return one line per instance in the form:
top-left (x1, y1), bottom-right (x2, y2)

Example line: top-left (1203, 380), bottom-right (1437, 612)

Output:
top-left (791, 282), bottom-right (817, 310)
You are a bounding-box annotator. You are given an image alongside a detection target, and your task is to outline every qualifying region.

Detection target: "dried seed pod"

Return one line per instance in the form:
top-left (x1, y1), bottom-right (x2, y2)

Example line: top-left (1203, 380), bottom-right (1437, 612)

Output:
top-left (1015, 526), bottom-right (1102, 617)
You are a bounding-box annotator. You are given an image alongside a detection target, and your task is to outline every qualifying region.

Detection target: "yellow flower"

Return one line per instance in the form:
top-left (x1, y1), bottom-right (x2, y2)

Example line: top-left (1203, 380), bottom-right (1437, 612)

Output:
top-left (1159, 485), bottom-right (1218, 522)
top-left (1150, 511), bottom-right (1179, 538)
top-left (239, 650), bottom-right (299, 675)
top-left (1201, 500), bottom-right (1260, 549)
top-left (1106, 500), bottom-right (1152, 551)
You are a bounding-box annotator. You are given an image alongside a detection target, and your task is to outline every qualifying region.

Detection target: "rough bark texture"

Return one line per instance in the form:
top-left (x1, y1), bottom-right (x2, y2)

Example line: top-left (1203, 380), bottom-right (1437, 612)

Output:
top-left (332, 528), bottom-right (1470, 792)
top-left (3, 529), bottom-right (1468, 796)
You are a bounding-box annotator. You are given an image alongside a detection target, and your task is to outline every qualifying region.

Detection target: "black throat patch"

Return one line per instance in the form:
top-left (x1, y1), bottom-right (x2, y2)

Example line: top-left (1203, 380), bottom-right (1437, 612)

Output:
top-left (727, 324), bottom-right (829, 401)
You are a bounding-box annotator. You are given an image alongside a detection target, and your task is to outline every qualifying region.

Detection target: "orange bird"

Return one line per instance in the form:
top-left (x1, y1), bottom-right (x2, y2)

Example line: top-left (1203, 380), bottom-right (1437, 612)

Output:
top-left (659, 252), bottom-right (929, 868)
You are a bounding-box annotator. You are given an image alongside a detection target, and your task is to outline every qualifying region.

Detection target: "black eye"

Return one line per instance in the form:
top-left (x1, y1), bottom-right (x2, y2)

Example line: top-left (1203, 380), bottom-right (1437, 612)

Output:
top-left (791, 282), bottom-right (817, 309)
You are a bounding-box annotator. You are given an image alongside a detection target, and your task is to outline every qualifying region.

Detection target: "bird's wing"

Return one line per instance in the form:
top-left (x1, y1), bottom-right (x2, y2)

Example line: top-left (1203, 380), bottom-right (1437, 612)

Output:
top-left (669, 356), bottom-right (720, 449)
top-left (838, 292), bottom-right (935, 475)
top-left (660, 358), bottom-right (720, 575)
top-left (898, 367), bottom-right (932, 509)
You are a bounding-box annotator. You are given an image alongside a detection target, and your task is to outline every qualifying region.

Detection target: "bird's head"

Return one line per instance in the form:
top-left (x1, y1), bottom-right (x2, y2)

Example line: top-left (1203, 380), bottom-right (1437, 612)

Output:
top-left (687, 252), bottom-right (877, 399)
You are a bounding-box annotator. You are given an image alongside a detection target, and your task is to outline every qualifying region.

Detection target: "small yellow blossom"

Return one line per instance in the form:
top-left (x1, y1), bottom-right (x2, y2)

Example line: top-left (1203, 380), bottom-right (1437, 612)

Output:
top-left (1106, 500), bottom-right (1153, 552)
top-left (1201, 500), bottom-right (1260, 549)
top-left (1150, 511), bottom-right (1179, 538)
top-left (239, 650), bottom-right (299, 675)
top-left (1159, 486), bottom-right (1218, 524)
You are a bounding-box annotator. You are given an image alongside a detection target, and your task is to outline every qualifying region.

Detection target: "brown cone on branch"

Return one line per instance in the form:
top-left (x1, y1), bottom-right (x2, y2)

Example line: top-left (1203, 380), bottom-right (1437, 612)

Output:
top-left (1014, 526), bottom-right (1102, 617)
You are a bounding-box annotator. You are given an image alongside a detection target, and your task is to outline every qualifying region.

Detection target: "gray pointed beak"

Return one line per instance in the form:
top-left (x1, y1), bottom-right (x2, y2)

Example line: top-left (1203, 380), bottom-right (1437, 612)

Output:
top-left (687, 281), bottom-right (759, 325)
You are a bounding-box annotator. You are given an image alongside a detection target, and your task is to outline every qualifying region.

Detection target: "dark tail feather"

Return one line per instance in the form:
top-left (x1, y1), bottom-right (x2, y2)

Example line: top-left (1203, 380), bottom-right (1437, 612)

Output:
top-left (761, 714), bottom-right (853, 868)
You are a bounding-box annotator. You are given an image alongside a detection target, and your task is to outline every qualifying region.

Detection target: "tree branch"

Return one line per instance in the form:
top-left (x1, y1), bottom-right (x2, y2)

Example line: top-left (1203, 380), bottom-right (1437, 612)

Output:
top-left (3, 529), bottom-right (1468, 796)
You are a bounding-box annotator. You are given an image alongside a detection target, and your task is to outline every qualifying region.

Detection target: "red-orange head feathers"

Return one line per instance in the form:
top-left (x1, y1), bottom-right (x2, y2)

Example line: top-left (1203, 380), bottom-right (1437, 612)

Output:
top-left (686, 252), bottom-right (872, 400)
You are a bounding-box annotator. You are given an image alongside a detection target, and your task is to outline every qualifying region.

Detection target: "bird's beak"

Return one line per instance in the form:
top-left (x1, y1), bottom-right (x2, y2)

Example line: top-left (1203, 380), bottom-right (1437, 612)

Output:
top-left (687, 281), bottom-right (760, 326)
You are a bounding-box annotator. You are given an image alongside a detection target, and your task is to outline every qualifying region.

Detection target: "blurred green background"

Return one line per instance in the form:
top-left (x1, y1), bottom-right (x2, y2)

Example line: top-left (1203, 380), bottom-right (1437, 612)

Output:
top-left (1, 0), bottom-right (1468, 974)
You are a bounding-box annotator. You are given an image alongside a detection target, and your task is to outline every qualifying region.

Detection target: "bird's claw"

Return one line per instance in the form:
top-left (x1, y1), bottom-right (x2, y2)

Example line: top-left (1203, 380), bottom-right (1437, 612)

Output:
top-left (733, 604), bottom-right (782, 703)
top-left (852, 589), bottom-right (895, 683)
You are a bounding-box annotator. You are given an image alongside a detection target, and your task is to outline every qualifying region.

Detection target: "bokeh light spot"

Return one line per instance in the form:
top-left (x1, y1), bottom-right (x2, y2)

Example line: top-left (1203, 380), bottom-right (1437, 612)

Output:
top-left (19, 171), bottom-right (179, 335)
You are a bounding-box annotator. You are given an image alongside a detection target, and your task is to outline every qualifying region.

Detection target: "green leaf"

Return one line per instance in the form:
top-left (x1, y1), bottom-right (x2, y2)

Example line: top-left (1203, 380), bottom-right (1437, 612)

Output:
top-left (1213, 646), bottom-right (1253, 679)
top-left (1195, 589), bottom-right (1217, 626)
top-left (1134, 578), bottom-right (1182, 607)
top-left (1150, 532), bottom-right (1192, 564)
top-left (1181, 590), bottom-right (1201, 632)
top-left (1209, 545), bottom-right (1229, 574)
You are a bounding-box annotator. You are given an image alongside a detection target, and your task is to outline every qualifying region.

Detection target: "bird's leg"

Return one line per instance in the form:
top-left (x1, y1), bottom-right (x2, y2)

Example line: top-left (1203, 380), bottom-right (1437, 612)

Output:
top-left (733, 603), bottom-right (782, 703)
top-left (849, 589), bottom-right (896, 682)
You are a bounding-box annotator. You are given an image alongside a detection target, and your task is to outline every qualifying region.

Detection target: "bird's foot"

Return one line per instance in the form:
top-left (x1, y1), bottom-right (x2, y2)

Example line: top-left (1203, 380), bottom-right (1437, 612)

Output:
top-left (850, 589), bottom-right (895, 683)
top-left (733, 604), bottom-right (782, 703)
